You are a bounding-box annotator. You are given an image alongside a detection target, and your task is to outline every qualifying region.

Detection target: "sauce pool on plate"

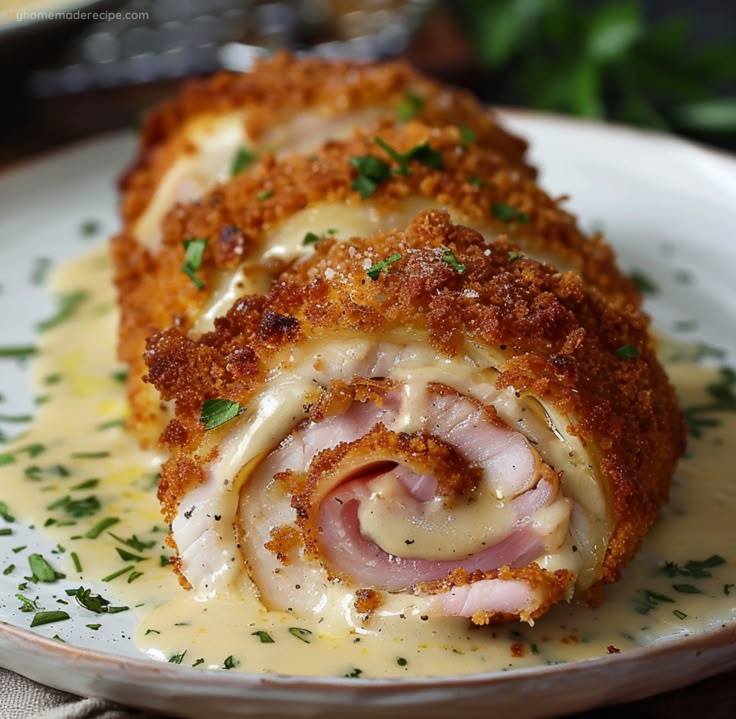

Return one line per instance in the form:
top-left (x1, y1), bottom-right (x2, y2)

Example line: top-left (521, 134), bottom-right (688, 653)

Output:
top-left (0, 248), bottom-right (734, 677)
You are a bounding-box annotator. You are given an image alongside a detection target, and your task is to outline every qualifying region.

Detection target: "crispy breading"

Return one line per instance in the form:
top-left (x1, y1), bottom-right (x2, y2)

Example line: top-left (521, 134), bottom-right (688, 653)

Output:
top-left (118, 52), bottom-right (531, 225)
top-left (148, 210), bottom-right (684, 589)
top-left (115, 122), bottom-right (638, 444)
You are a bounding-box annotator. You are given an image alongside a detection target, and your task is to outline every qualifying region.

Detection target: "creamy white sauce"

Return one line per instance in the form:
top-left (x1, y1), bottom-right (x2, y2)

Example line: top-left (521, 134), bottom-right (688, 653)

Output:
top-left (0, 249), bottom-right (734, 678)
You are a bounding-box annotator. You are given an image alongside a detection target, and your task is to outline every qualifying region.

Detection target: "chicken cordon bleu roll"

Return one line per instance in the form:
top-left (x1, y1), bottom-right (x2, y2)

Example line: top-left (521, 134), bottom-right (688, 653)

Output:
top-left (119, 122), bottom-right (638, 445)
top-left (115, 51), bottom-right (531, 257)
top-left (145, 211), bottom-right (684, 627)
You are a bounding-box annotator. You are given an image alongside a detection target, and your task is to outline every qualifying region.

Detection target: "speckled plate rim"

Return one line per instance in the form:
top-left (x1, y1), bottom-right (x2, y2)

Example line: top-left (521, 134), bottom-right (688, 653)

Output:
top-left (1, 110), bottom-right (736, 719)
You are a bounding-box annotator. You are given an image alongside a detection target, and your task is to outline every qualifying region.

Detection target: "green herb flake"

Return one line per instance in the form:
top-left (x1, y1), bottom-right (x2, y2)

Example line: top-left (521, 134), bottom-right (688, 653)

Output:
top-left (396, 657), bottom-right (408, 666)
top-left (469, 176), bottom-right (485, 187)
top-left (459, 125), bottom-right (476, 146)
top-left (672, 583), bottom-right (703, 595)
top-left (64, 496), bottom-right (101, 517)
top-left (230, 146), bottom-right (256, 177)
top-left (0, 414), bottom-right (32, 423)
top-left (168, 651), bottom-right (187, 665)
top-left (16, 594), bottom-right (38, 612)
top-left (192, 658), bottom-right (205, 667)
top-left (0, 346), bottom-right (37, 360)
top-left (441, 251), bottom-right (465, 274)
top-left (673, 609), bottom-right (688, 620)
top-left (685, 369), bottom-right (736, 438)
top-left (108, 532), bottom-right (155, 552)
top-left (724, 584), bottom-right (734, 596)
top-left (491, 202), bottom-right (530, 224)
top-left (302, 232), bottom-right (322, 246)
top-left (374, 137), bottom-right (443, 174)
top-left (349, 154), bottom-right (392, 199)
top-left (31, 610), bottom-right (70, 628)
top-left (181, 238), bottom-right (208, 291)
top-left (128, 571), bottom-right (144, 583)
top-left (70, 451), bottom-right (110, 460)
top-left (200, 398), bottom-right (244, 431)
top-left (0, 501), bottom-right (15, 522)
top-left (223, 655), bottom-right (240, 670)
top-left (629, 270), bottom-right (659, 295)
top-left (632, 588), bottom-right (675, 615)
top-left (3, 564), bottom-right (15, 575)
top-left (80, 219), bottom-right (100, 237)
top-left (615, 344), bottom-right (639, 360)
top-left (397, 92), bottom-right (425, 121)
top-left (288, 627), bottom-right (313, 643)
top-left (28, 554), bottom-right (65, 583)
top-left (70, 552), bottom-right (82, 573)
top-left (37, 291), bottom-right (87, 332)
top-left (251, 630), bottom-right (275, 643)
top-left (71, 478), bottom-right (100, 491)
top-left (86, 623), bottom-right (101, 630)
top-left (85, 517), bottom-right (119, 539)
top-left (101, 565), bottom-right (134, 583)
top-left (344, 668), bottom-right (363, 678)
top-left (367, 252), bottom-right (403, 281)
top-left (257, 189), bottom-right (274, 201)
top-left (0, 528), bottom-right (12, 536)
top-left (144, 629), bottom-right (160, 635)
top-left (115, 547), bottom-right (147, 563)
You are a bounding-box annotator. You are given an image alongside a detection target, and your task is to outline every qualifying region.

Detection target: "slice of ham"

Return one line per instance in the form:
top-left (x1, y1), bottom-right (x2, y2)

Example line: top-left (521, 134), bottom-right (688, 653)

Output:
top-left (240, 380), bottom-right (575, 625)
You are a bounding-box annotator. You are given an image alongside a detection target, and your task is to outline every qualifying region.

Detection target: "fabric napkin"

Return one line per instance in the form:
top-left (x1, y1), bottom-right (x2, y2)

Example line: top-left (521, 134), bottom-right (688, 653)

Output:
top-left (0, 668), bottom-right (156, 719)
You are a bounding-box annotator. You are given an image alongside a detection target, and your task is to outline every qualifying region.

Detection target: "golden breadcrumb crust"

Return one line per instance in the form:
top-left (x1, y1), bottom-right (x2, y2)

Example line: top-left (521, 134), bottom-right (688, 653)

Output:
top-left (118, 51), bottom-right (531, 225)
top-left (148, 211), bottom-right (684, 589)
top-left (114, 122), bottom-right (638, 444)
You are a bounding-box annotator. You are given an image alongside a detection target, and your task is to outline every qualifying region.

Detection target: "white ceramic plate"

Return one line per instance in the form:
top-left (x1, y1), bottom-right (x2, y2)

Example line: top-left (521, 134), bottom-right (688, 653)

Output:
top-left (1, 113), bottom-right (735, 718)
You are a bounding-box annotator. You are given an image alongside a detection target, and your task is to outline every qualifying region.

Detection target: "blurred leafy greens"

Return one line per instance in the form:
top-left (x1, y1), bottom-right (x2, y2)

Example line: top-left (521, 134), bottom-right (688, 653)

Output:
top-left (453, 0), bottom-right (736, 142)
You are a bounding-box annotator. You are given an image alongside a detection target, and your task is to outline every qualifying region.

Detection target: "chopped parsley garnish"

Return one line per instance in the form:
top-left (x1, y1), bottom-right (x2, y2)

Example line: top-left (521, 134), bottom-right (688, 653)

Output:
top-left (0, 528), bottom-right (12, 536)
top-left (491, 202), bottom-right (530, 224)
top-left (16, 594), bottom-right (38, 612)
top-left (672, 583), bottom-right (703, 595)
top-left (673, 609), bottom-right (688, 620)
top-left (144, 629), bottom-right (160, 635)
top-left (28, 554), bottom-right (65, 583)
top-left (469, 176), bottom-right (485, 187)
top-left (111, 369), bottom-right (127, 384)
top-left (344, 668), bottom-right (363, 678)
top-left (349, 155), bottom-right (392, 199)
top-left (192, 658), bottom-right (205, 667)
top-left (441, 250), bottom-right (465, 274)
top-left (660, 555), bottom-right (725, 579)
top-left (37, 290), bottom-right (87, 332)
top-left (108, 532), bottom-right (155, 552)
top-left (366, 253), bottom-right (403, 281)
top-left (685, 368), bottom-right (736, 438)
top-left (80, 219), bottom-right (100, 237)
top-left (115, 547), bottom-right (147, 563)
top-left (200, 398), bottom-right (244, 431)
top-left (168, 651), bottom-right (187, 664)
top-left (632, 588), bottom-right (675, 615)
top-left (0, 501), bottom-right (15, 522)
top-left (86, 624), bottom-right (101, 630)
top-left (288, 627), bottom-right (313, 643)
top-left (52, 495), bottom-right (101, 518)
top-left (71, 478), bottom-right (100, 491)
top-left (223, 655), bottom-right (240, 670)
top-left (70, 451), bottom-right (110, 460)
top-left (3, 564), bottom-right (15, 575)
top-left (724, 584), bottom-right (734, 596)
top-left (85, 517), bottom-right (120, 539)
top-left (101, 565), bottom-right (134, 583)
top-left (629, 270), bottom-right (659, 295)
top-left (0, 345), bottom-right (37, 360)
top-left (508, 251), bottom-right (522, 262)
top-left (0, 414), bottom-right (32, 423)
top-left (397, 92), bottom-right (425, 121)
top-left (252, 630), bottom-right (275, 643)
top-left (181, 238), bottom-right (208, 291)
top-left (230, 146), bottom-right (255, 177)
top-left (459, 125), bottom-right (476, 146)
top-left (31, 610), bottom-right (70, 628)
top-left (128, 571), bottom-right (144, 583)
top-left (302, 232), bottom-right (322, 246)
top-left (257, 189), bottom-right (274, 201)
top-left (396, 657), bottom-right (408, 666)
top-left (374, 137), bottom-right (443, 175)
top-left (70, 552), bottom-right (82, 573)
top-left (615, 344), bottom-right (639, 360)
top-left (66, 586), bottom-right (128, 614)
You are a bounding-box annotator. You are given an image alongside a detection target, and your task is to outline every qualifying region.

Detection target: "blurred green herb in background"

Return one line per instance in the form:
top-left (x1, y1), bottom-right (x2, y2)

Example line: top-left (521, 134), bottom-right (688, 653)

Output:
top-left (453, 0), bottom-right (736, 146)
